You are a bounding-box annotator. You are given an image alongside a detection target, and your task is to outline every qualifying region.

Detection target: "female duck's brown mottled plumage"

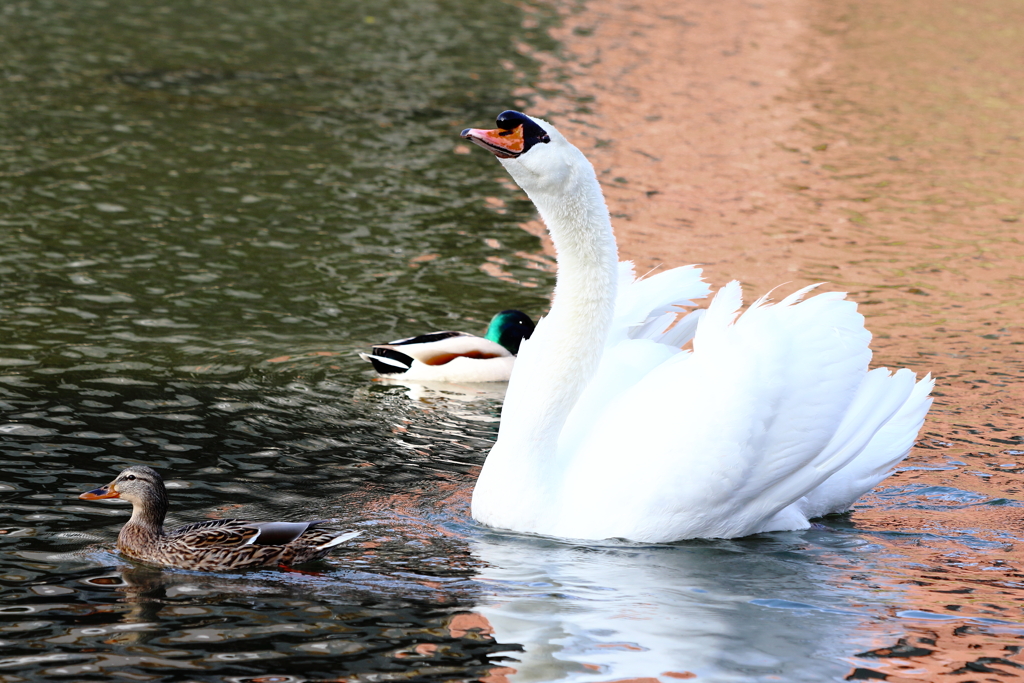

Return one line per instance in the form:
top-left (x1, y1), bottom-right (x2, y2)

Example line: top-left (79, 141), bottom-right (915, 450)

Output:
top-left (79, 465), bottom-right (358, 571)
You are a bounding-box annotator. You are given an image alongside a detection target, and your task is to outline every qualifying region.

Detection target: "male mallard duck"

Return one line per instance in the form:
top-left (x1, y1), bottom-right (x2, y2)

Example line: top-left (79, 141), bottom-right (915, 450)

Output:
top-left (79, 465), bottom-right (359, 571)
top-left (359, 309), bottom-right (534, 382)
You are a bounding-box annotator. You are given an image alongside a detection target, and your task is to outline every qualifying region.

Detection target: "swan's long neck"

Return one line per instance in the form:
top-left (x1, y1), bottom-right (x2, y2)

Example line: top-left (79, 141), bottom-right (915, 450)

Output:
top-left (525, 162), bottom-right (619, 401)
top-left (474, 146), bottom-right (618, 517)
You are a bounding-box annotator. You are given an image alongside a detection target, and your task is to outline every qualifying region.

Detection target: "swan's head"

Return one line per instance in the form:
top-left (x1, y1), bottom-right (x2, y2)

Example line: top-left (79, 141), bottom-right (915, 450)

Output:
top-left (461, 111), bottom-right (583, 195)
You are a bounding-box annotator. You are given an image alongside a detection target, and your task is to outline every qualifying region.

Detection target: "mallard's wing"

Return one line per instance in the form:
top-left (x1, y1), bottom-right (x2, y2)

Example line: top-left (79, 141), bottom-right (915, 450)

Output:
top-left (168, 518), bottom-right (337, 550)
top-left (359, 349), bottom-right (412, 374)
top-left (387, 330), bottom-right (466, 346)
top-left (167, 519), bottom-right (261, 549)
top-left (147, 519), bottom-right (359, 570)
top-left (361, 330), bottom-right (514, 379)
top-left (376, 332), bottom-right (510, 364)
top-left (248, 521), bottom-right (331, 546)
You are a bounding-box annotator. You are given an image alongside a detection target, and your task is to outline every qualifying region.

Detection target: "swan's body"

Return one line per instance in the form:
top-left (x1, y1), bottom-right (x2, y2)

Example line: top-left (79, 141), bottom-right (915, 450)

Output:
top-left (462, 111), bottom-right (932, 542)
top-left (360, 310), bottom-right (534, 382)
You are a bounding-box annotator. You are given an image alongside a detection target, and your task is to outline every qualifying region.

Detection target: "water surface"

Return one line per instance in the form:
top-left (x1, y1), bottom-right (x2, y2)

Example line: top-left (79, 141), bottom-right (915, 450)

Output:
top-left (1, 0), bottom-right (1023, 681)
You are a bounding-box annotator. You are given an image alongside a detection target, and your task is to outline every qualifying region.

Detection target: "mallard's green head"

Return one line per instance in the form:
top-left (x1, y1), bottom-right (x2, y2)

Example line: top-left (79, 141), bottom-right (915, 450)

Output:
top-left (484, 310), bottom-right (534, 355)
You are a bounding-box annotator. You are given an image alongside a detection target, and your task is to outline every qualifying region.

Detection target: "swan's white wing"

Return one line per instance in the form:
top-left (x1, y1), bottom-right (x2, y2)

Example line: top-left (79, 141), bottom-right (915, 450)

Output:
top-left (556, 264), bottom-right (712, 469)
top-left (557, 338), bottom-right (681, 465)
top-left (552, 282), bottom-right (910, 541)
top-left (608, 263), bottom-right (711, 346)
top-left (791, 371), bottom-right (934, 520)
top-left (630, 309), bottom-right (706, 348)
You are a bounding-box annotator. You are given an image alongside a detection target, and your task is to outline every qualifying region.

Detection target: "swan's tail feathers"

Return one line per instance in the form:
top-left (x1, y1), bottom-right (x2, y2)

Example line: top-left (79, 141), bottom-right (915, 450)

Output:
top-left (798, 371), bottom-right (935, 520)
top-left (812, 367), bottom-right (918, 475)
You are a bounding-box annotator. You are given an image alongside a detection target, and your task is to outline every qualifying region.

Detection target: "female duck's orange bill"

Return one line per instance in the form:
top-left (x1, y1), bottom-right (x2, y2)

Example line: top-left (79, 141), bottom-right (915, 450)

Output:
top-left (460, 125), bottom-right (525, 158)
top-left (80, 486), bottom-right (119, 500)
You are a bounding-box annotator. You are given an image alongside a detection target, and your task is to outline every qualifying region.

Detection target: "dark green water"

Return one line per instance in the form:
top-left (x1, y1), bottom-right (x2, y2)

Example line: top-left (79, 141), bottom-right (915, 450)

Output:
top-left (0, 0), bottom-right (555, 513)
top-left (1, 0), bottom-right (556, 679)
top-left (2, 1), bottom-right (1023, 681)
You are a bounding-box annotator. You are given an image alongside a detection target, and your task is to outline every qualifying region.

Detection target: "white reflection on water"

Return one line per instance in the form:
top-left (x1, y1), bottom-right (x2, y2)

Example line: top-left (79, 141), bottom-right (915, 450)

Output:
top-left (470, 532), bottom-right (882, 683)
top-left (374, 377), bottom-right (510, 408)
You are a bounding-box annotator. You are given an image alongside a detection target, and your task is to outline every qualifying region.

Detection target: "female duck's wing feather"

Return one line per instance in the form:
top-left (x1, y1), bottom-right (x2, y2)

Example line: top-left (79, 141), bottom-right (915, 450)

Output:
top-left (550, 279), bottom-right (929, 541)
top-left (167, 519), bottom-right (330, 548)
top-left (150, 518), bottom-right (358, 569)
top-left (166, 518), bottom-right (260, 548)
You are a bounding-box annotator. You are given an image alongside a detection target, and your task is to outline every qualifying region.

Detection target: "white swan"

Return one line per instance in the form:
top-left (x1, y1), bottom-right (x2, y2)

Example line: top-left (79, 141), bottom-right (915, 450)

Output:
top-left (461, 110), bottom-right (933, 542)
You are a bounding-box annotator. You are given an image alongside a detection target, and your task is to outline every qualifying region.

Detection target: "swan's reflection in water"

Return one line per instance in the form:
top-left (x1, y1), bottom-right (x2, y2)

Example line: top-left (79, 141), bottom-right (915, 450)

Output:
top-left (470, 530), bottom-right (882, 683)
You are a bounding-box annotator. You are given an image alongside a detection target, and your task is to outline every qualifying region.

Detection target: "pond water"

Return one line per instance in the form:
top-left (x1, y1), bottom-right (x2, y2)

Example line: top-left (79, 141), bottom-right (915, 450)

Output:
top-left (1, 0), bottom-right (1022, 681)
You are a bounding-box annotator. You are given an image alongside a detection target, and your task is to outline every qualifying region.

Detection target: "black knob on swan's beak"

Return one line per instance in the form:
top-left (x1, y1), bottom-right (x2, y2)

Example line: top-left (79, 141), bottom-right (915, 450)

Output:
top-left (496, 110), bottom-right (531, 130)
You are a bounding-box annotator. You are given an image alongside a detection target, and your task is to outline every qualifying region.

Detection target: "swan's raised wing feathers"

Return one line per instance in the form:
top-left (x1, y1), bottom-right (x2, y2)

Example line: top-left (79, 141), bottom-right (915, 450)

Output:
top-left (557, 265), bottom-right (710, 469)
top-left (554, 280), bottom-right (909, 540)
top-left (793, 371), bottom-right (934, 520)
top-left (609, 263), bottom-right (710, 346)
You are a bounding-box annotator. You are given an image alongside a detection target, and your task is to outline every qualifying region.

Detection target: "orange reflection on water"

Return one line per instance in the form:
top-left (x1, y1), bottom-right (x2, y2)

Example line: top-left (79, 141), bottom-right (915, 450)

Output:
top-left (515, 0), bottom-right (1024, 675)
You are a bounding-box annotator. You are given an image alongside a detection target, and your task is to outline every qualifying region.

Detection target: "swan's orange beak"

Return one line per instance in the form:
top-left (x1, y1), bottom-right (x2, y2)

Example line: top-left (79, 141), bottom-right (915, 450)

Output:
top-left (461, 125), bottom-right (525, 159)
top-left (80, 485), bottom-right (119, 500)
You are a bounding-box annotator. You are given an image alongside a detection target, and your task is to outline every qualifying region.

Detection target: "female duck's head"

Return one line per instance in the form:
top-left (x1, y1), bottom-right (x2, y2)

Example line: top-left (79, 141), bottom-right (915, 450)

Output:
top-left (484, 309), bottom-right (535, 355)
top-left (80, 465), bottom-right (169, 524)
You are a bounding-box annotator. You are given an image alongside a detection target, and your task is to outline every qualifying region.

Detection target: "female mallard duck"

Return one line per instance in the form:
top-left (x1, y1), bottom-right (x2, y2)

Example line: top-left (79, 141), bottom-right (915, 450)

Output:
top-left (360, 309), bottom-right (534, 382)
top-left (79, 465), bottom-right (359, 571)
top-left (460, 111), bottom-right (933, 542)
